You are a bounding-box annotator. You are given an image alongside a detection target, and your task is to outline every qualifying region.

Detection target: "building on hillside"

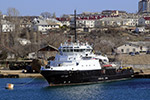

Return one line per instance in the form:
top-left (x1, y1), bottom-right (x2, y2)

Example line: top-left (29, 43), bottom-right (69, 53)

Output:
top-left (117, 42), bottom-right (150, 54)
top-left (70, 15), bottom-right (103, 32)
top-left (138, 0), bottom-right (150, 14)
top-left (95, 17), bottom-right (123, 27)
top-left (138, 17), bottom-right (150, 26)
top-left (17, 38), bottom-right (31, 46)
top-left (102, 10), bottom-right (119, 16)
top-left (27, 52), bottom-right (37, 59)
top-left (135, 27), bottom-right (146, 33)
top-left (123, 18), bottom-right (138, 27)
top-left (56, 17), bottom-right (70, 26)
top-left (95, 16), bottom-right (138, 27)
top-left (19, 16), bottom-right (37, 29)
top-left (1, 20), bottom-right (15, 33)
top-left (37, 45), bottom-right (58, 60)
top-left (33, 17), bottom-right (62, 33)
top-left (4, 16), bottom-right (38, 30)
top-left (101, 10), bottom-right (127, 16)
top-left (71, 16), bottom-right (102, 28)
top-left (7, 53), bottom-right (15, 59)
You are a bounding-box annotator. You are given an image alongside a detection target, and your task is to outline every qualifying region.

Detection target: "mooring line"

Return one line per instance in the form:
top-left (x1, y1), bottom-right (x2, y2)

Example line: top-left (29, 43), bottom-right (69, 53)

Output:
top-left (12, 77), bottom-right (38, 87)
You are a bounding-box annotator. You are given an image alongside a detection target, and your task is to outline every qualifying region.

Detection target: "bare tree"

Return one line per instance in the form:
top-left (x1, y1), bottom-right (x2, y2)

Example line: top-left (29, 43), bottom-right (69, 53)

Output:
top-left (7, 8), bottom-right (20, 17)
top-left (39, 30), bottom-right (67, 48)
top-left (0, 11), bottom-right (6, 46)
top-left (61, 14), bottom-right (70, 18)
top-left (84, 28), bottom-right (126, 54)
top-left (0, 11), bottom-right (2, 45)
top-left (0, 11), bottom-right (2, 15)
top-left (5, 8), bottom-right (22, 59)
top-left (52, 12), bottom-right (56, 18)
top-left (40, 12), bottom-right (51, 18)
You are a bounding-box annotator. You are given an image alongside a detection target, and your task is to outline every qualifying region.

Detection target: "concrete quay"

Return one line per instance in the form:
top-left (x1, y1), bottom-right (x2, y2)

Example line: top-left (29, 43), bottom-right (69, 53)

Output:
top-left (0, 70), bottom-right (43, 78)
top-left (132, 69), bottom-right (150, 78)
top-left (1, 69), bottom-right (150, 79)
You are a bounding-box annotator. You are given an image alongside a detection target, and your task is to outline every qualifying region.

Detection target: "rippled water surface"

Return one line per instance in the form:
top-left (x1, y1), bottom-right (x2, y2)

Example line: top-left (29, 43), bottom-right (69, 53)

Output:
top-left (0, 78), bottom-right (150, 100)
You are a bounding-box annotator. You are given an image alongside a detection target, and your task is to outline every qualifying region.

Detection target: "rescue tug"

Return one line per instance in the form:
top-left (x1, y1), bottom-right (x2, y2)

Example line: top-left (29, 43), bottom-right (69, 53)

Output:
top-left (40, 10), bottom-right (134, 86)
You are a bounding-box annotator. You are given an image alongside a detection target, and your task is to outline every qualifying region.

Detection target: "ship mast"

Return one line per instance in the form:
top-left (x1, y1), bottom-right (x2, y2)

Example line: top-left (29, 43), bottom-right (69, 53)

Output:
top-left (74, 10), bottom-right (77, 43)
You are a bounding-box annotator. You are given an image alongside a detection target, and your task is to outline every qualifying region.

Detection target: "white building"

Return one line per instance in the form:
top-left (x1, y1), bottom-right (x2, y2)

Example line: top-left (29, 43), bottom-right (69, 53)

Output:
top-left (1, 20), bottom-right (15, 33)
top-left (76, 18), bottom-right (95, 28)
top-left (17, 38), bottom-right (31, 46)
top-left (117, 42), bottom-right (149, 54)
top-left (123, 18), bottom-right (138, 26)
top-left (95, 17), bottom-right (123, 27)
top-left (71, 16), bottom-right (102, 28)
top-left (135, 27), bottom-right (146, 33)
top-left (33, 17), bottom-right (62, 32)
top-left (27, 52), bottom-right (37, 59)
top-left (138, 17), bottom-right (150, 26)
top-left (138, 0), bottom-right (150, 14)
top-left (56, 18), bottom-right (70, 26)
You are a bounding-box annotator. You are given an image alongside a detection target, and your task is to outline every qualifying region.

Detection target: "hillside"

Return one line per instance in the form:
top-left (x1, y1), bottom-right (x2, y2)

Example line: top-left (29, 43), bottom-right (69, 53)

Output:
top-left (116, 54), bottom-right (150, 65)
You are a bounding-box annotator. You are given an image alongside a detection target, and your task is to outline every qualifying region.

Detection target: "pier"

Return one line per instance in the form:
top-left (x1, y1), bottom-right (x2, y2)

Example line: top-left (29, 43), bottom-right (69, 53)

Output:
top-left (133, 69), bottom-right (150, 78)
top-left (134, 73), bottom-right (150, 78)
top-left (0, 70), bottom-right (43, 78)
top-left (1, 69), bottom-right (150, 79)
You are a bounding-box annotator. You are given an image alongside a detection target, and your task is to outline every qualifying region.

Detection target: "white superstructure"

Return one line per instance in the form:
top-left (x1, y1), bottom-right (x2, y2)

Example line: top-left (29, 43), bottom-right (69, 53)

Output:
top-left (42, 41), bottom-right (109, 71)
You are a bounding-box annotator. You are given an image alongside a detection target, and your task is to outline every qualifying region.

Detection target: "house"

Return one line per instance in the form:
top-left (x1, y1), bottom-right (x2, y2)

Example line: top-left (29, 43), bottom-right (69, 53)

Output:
top-left (101, 10), bottom-right (127, 16)
top-left (33, 17), bottom-right (62, 32)
top-left (138, 17), bottom-right (150, 26)
top-left (4, 16), bottom-right (38, 30)
top-left (18, 16), bottom-right (38, 29)
top-left (123, 18), bottom-right (138, 27)
top-left (135, 27), bottom-right (146, 33)
top-left (17, 38), bottom-right (31, 46)
top-left (56, 17), bottom-right (70, 26)
top-left (76, 16), bottom-right (96, 28)
top-left (1, 20), bottom-right (15, 33)
top-left (95, 16), bottom-right (138, 27)
top-left (117, 42), bottom-right (149, 54)
top-left (70, 15), bottom-right (103, 28)
top-left (27, 52), bottom-right (37, 59)
top-left (70, 15), bottom-right (103, 32)
top-left (37, 44), bottom-right (58, 60)
top-left (7, 53), bottom-right (15, 59)
top-left (102, 10), bottom-right (119, 16)
top-left (95, 17), bottom-right (123, 27)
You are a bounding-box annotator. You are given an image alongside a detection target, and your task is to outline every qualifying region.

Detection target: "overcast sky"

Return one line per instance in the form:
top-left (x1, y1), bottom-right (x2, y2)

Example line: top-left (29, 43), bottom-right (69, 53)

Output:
top-left (0, 0), bottom-right (139, 16)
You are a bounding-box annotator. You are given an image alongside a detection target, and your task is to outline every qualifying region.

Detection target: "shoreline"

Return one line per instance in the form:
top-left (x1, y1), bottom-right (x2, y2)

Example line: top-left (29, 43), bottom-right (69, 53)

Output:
top-left (0, 70), bottom-right (43, 78)
top-left (1, 68), bottom-right (150, 79)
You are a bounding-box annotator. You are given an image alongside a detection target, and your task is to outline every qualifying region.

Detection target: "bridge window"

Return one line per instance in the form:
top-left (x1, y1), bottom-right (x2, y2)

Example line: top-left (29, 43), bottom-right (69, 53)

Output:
top-left (74, 49), bottom-right (78, 52)
top-left (63, 49), bottom-right (67, 52)
top-left (74, 49), bottom-right (85, 52)
top-left (66, 49), bottom-right (69, 52)
top-left (70, 49), bottom-right (73, 52)
top-left (86, 49), bottom-right (91, 52)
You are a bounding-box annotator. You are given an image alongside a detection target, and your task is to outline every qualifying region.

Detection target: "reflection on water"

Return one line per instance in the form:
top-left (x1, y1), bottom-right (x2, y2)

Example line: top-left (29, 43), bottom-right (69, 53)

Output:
top-left (1, 78), bottom-right (150, 100)
top-left (43, 84), bottom-right (104, 100)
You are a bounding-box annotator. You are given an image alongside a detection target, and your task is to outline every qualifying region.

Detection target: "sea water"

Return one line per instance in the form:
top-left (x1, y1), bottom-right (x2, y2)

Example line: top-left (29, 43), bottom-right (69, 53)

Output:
top-left (0, 78), bottom-right (150, 100)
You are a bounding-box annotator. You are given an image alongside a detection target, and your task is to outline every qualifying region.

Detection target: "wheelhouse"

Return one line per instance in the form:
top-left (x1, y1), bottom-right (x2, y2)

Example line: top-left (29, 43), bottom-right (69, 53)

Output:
top-left (58, 42), bottom-right (93, 55)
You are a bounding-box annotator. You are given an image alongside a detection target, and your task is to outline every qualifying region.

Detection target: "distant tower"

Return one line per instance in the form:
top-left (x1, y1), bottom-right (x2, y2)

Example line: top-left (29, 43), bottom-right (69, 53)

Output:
top-left (138, 0), bottom-right (150, 14)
